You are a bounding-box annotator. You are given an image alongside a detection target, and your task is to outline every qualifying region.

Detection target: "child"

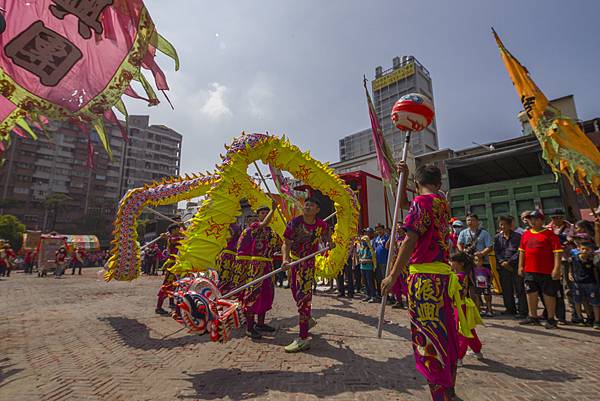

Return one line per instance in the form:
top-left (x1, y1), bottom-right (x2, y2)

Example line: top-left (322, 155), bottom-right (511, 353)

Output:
top-left (450, 252), bottom-right (484, 366)
top-left (54, 246), bottom-right (67, 278)
top-left (358, 235), bottom-right (377, 303)
top-left (473, 254), bottom-right (493, 317)
top-left (518, 210), bottom-right (562, 329)
top-left (568, 241), bottom-right (600, 329)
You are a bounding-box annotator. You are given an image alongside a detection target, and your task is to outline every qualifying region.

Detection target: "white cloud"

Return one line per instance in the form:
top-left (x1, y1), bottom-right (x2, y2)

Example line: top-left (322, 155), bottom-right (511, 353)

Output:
top-left (246, 75), bottom-right (274, 119)
top-left (200, 83), bottom-right (232, 119)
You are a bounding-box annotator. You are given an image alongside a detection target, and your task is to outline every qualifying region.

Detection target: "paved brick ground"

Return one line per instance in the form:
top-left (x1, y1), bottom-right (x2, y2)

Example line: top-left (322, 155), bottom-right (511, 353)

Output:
top-left (1, 270), bottom-right (599, 401)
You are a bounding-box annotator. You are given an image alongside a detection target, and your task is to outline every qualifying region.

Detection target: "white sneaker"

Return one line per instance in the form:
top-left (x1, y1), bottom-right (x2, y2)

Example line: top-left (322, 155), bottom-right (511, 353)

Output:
top-left (284, 338), bottom-right (311, 353)
top-left (473, 352), bottom-right (484, 360)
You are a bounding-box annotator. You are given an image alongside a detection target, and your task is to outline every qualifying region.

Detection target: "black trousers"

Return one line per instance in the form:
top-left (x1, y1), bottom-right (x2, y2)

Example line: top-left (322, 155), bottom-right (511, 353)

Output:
top-left (71, 261), bottom-right (83, 275)
top-left (498, 266), bottom-right (527, 315)
top-left (336, 259), bottom-right (355, 297)
top-left (353, 264), bottom-right (362, 293)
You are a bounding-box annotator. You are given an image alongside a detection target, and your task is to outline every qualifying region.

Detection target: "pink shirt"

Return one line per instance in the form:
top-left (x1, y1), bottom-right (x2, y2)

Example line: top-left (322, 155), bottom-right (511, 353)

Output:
top-left (236, 222), bottom-right (280, 258)
top-left (236, 226), bottom-right (255, 256)
top-left (403, 193), bottom-right (450, 265)
top-left (284, 216), bottom-right (329, 258)
top-left (225, 224), bottom-right (242, 252)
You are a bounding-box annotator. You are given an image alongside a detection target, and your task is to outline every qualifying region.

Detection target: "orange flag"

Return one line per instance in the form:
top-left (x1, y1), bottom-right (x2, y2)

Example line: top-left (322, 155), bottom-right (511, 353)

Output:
top-left (493, 29), bottom-right (600, 196)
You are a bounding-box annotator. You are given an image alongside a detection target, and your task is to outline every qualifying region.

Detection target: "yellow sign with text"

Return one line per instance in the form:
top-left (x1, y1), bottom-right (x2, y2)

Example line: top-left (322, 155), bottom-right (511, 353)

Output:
top-left (372, 63), bottom-right (415, 91)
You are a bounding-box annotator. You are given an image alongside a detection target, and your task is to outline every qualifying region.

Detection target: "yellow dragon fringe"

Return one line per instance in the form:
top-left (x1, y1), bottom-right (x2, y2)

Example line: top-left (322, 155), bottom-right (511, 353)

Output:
top-left (106, 132), bottom-right (359, 281)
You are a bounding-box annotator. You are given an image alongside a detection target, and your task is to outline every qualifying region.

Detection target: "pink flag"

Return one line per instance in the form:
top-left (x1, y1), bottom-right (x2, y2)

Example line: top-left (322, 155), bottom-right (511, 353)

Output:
top-left (364, 78), bottom-right (398, 189)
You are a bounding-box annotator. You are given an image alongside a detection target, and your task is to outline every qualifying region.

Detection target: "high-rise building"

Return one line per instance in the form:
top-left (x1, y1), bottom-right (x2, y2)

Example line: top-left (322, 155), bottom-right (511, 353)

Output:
top-left (119, 115), bottom-right (181, 194)
top-left (0, 115), bottom-right (182, 243)
top-left (339, 56), bottom-right (439, 161)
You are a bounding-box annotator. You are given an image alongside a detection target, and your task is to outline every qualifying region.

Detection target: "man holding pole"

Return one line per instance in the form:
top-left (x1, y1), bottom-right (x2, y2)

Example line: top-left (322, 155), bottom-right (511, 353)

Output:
top-left (382, 162), bottom-right (462, 401)
top-left (242, 203), bottom-right (279, 340)
top-left (282, 197), bottom-right (332, 353)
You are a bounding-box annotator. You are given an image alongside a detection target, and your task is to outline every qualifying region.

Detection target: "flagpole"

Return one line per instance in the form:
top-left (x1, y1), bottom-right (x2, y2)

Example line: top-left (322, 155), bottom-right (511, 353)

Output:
top-left (253, 161), bottom-right (287, 224)
top-left (377, 131), bottom-right (411, 338)
top-left (146, 207), bottom-right (181, 225)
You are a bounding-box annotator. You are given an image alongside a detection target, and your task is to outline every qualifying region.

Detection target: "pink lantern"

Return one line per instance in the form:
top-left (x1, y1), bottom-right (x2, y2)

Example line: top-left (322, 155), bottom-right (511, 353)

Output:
top-left (391, 93), bottom-right (435, 132)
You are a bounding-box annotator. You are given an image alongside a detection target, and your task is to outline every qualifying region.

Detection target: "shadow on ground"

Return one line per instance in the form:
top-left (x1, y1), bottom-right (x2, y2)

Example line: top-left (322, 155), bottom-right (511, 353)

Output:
top-left (180, 334), bottom-right (421, 400)
top-left (0, 357), bottom-right (24, 388)
top-left (99, 316), bottom-right (210, 350)
top-left (464, 358), bottom-right (582, 381)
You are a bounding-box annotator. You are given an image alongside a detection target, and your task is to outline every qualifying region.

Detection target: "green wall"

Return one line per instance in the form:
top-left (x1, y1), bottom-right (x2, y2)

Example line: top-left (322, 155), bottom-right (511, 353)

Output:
top-left (448, 174), bottom-right (564, 233)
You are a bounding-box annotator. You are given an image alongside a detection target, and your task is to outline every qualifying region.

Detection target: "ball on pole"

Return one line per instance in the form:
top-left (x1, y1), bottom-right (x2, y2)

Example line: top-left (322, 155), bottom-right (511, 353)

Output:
top-left (391, 93), bottom-right (435, 132)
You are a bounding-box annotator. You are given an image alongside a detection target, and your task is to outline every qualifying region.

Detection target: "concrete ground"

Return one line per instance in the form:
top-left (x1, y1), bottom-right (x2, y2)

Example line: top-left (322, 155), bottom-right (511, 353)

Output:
top-left (1, 270), bottom-right (598, 401)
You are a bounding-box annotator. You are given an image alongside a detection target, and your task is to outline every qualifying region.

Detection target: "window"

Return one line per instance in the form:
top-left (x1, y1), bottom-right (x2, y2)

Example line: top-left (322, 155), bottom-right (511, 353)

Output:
top-left (16, 175), bottom-right (32, 182)
top-left (542, 197), bottom-right (563, 212)
top-left (538, 183), bottom-right (556, 192)
top-left (19, 150), bottom-right (36, 157)
top-left (490, 189), bottom-right (508, 197)
top-left (468, 192), bottom-right (485, 201)
top-left (470, 204), bottom-right (486, 216)
top-left (516, 199), bottom-right (535, 221)
top-left (514, 186), bottom-right (532, 195)
top-left (451, 207), bottom-right (465, 217)
top-left (492, 202), bottom-right (508, 213)
top-left (13, 187), bottom-right (30, 194)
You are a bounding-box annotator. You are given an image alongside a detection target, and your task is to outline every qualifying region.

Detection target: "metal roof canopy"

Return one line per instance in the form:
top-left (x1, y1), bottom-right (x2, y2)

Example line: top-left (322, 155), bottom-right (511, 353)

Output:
top-left (446, 142), bottom-right (546, 188)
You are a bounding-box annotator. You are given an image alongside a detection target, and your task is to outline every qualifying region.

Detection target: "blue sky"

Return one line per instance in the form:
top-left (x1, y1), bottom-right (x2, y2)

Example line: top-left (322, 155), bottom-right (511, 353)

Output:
top-left (126, 0), bottom-right (600, 175)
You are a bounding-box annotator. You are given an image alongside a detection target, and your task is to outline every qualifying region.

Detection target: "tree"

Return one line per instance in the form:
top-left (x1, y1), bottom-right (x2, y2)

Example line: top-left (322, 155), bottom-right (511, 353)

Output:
top-left (43, 193), bottom-right (73, 231)
top-left (0, 198), bottom-right (18, 209)
top-left (78, 214), bottom-right (113, 245)
top-left (0, 214), bottom-right (26, 250)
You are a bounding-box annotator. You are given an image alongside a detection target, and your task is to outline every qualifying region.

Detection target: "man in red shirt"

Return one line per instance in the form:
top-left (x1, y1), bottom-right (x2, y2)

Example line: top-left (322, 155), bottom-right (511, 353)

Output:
top-left (518, 210), bottom-right (563, 329)
top-left (70, 246), bottom-right (85, 275)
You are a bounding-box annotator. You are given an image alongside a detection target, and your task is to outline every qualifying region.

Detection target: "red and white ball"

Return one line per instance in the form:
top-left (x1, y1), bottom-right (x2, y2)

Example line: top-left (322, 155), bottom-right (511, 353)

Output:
top-left (391, 93), bottom-right (435, 132)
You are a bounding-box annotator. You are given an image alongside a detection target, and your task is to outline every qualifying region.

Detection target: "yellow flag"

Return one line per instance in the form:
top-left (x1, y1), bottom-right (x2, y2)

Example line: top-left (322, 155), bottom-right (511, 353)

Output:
top-left (493, 29), bottom-right (600, 196)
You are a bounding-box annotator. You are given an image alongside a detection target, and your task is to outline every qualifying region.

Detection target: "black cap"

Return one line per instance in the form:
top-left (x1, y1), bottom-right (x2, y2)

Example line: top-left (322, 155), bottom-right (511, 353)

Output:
top-left (550, 209), bottom-right (565, 217)
top-left (255, 205), bottom-right (270, 214)
top-left (304, 196), bottom-right (320, 207)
